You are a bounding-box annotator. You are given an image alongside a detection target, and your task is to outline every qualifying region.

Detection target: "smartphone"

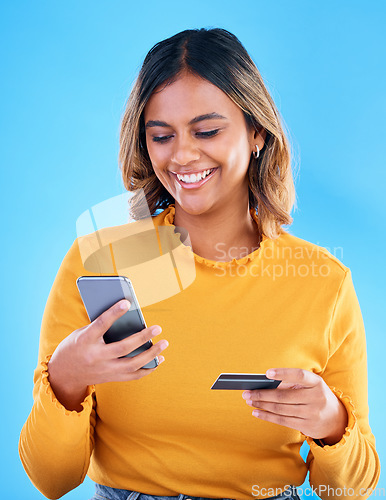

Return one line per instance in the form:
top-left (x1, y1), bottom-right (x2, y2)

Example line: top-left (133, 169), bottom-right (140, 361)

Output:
top-left (76, 275), bottom-right (158, 369)
top-left (211, 373), bottom-right (281, 390)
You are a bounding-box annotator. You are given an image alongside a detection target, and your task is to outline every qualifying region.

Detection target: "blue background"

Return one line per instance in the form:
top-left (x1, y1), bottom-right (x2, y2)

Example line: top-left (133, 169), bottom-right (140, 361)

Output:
top-left (1, 0), bottom-right (385, 498)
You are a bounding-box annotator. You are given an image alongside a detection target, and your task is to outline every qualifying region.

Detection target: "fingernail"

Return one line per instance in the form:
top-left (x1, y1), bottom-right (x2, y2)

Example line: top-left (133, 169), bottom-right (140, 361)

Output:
top-left (158, 356), bottom-right (165, 363)
top-left (151, 325), bottom-right (162, 335)
top-left (246, 400), bottom-right (253, 406)
top-left (253, 410), bottom-right (260, 417)
top-left (120, 300), bottom-right (130, 310)
top-left (267, 369), bottom-right (276, 377)
top-left (242, 391), bottom-right (251, 399)
top-left (159, 340), bottom-right (169, 349)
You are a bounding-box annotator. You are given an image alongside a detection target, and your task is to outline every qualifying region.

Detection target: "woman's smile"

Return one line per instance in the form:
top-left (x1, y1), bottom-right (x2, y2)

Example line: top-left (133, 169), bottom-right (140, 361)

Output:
top-left (170, 166), bottom-right (219, 189)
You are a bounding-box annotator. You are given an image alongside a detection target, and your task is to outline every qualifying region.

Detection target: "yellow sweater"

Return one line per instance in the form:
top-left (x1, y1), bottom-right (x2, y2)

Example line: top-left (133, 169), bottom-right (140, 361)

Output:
top-left (19, 204), bottom-right (380, 500)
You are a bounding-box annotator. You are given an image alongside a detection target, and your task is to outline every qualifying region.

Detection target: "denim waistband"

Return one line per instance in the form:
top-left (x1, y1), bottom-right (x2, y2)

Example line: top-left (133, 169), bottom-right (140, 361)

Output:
top-left (92, 483), bottom-right (301, 500)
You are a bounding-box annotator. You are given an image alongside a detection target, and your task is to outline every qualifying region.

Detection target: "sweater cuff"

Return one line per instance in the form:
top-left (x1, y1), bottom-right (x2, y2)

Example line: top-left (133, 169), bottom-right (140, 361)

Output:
top-left (40, 354), bottom-right (95, 416)
top-left (301, 385), bottom-right (357, 454)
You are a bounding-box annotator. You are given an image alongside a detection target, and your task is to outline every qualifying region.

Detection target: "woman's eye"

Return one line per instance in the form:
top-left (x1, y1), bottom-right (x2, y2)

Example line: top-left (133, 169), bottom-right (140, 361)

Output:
top-left (151, 129), bottom-right (220, 144)
top-left (152, 135), bottom-right (173, 143)
top-left (197, 129), bottom-right (219, 138)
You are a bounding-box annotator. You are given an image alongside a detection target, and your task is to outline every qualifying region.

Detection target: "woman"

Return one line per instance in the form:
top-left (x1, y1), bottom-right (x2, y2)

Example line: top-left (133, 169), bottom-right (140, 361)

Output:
top-left (19, 28), bottom-right (380, 500)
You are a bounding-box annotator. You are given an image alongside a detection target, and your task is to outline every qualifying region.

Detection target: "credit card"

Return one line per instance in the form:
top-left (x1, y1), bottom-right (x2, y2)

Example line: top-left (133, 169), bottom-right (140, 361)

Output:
top-left (211, 373), bottom-right (281, 390)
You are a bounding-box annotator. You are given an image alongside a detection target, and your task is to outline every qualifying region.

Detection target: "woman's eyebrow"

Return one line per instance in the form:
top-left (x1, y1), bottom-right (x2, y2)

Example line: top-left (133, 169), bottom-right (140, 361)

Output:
top-left (145, 112), bottom-right (227, 129)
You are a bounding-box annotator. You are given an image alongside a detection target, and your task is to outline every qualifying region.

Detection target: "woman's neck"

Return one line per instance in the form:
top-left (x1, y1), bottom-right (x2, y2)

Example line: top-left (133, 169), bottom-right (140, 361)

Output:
top-left (173, 202), bottom-right (261, 262)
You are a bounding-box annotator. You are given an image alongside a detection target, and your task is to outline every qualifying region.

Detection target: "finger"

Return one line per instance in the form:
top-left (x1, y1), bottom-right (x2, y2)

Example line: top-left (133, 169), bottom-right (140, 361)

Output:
top-left (246, 400), bottom-right (308, 418)
top-left (243, 387), bottom-right (311, 405)
top-left (104, 324), bottom-right (163, 359)
top-left (115, 337), bottom-right (169, 372)
top-left (251, 408), bottom-right (305, 432)
top-left (111, 358), bottom-right (165, 383)
top-left (86, 299), bottom-right (131, 341)
top-left (265, 368), bottom-right (317, 388)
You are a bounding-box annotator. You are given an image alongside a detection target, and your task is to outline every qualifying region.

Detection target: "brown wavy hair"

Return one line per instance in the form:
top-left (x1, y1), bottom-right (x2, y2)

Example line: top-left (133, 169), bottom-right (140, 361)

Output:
top-left (118, 27), bottom-right (298, 239)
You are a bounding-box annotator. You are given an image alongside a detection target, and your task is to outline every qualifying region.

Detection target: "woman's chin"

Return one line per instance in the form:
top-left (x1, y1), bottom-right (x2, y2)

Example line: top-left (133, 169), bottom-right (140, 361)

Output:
top-left (174, 199), bottom-right (217, 217)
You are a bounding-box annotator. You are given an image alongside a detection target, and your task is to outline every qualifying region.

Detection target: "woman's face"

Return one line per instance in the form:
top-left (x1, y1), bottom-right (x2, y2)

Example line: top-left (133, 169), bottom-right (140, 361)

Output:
top-left (143, 71), bottom-right (263, 216)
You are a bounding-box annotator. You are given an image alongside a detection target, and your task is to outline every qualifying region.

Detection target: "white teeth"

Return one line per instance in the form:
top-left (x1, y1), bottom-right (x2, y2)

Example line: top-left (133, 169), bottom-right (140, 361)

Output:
top-left (176, 169), bottom-right (214, 183)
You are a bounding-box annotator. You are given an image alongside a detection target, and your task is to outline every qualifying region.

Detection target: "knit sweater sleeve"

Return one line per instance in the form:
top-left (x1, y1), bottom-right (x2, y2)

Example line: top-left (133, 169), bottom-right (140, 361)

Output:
top-left (19, 239), bottom-right (97, 499)
top-left (301, 269), bottom-right (381, 500)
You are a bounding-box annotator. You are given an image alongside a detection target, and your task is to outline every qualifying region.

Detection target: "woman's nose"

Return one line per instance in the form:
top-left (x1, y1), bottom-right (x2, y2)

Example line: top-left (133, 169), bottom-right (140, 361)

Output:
top-left (171, 133), bottom-right (200, 165)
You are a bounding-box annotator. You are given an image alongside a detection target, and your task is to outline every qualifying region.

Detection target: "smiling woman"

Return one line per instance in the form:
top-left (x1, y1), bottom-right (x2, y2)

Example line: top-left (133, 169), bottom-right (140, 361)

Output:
top-left (142, 70), bottom-right (272, 260)
top-left (119, 28), bottom-right (295, 246)
top-left (19, 27), bottom-right (380, 500)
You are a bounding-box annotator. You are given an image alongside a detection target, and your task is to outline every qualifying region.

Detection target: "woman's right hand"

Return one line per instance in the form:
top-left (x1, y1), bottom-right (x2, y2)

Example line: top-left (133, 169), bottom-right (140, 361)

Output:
top-left (47, 299), bottom-right (168, 411)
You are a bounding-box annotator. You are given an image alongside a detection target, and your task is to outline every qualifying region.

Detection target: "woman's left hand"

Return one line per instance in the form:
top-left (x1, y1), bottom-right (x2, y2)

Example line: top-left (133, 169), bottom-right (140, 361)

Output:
top-left (242, 368), bottom-right (348, 445)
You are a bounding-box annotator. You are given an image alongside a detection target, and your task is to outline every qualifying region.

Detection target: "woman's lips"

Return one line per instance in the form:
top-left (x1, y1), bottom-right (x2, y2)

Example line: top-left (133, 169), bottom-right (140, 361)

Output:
top-left (170, 167), bottom-right (219, 190)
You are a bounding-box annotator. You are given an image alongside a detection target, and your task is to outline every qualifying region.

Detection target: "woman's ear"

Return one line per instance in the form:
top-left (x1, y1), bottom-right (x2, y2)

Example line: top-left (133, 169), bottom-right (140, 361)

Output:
top-left (254, 127), bottom-right (267, 151)
top-left (249, 125), bottom-right (267, 154)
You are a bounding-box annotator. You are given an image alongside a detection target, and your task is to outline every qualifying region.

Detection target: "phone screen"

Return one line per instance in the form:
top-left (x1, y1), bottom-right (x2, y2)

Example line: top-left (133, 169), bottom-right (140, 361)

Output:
top-left (76, 275), bottom-right (157, 368)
